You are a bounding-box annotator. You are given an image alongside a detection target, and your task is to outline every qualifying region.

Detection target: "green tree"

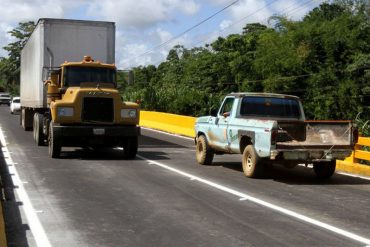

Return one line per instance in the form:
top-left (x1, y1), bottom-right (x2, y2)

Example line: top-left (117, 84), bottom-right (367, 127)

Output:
top-left (121, 0), bottom-right (369, 120)
top-left (0, 21), bottom-right (35, 94)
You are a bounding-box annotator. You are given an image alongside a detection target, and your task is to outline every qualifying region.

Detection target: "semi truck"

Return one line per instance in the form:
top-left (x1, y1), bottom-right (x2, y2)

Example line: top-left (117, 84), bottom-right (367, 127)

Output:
top-left (195, 93), bottom-right (357, 179)
top-left (20, 18), bottom-right (140, 158)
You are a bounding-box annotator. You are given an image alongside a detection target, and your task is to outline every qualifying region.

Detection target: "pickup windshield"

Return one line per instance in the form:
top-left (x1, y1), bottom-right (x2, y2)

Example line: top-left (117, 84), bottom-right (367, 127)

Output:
top-left (63, 66), bottom-right (116, 87)
top-left (240, 96), bottom-right (301, 119)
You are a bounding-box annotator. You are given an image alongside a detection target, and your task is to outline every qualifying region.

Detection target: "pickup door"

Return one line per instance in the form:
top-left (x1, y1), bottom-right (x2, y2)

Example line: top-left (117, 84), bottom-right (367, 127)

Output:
top-left (207, 96), bottom-right (235, 151)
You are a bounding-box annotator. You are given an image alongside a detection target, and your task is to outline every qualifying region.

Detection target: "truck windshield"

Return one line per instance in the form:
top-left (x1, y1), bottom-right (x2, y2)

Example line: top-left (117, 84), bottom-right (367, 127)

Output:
top-left (63, 66), bottom-right (116, 87)
top-left (240, 96), bottom-right (301, 119)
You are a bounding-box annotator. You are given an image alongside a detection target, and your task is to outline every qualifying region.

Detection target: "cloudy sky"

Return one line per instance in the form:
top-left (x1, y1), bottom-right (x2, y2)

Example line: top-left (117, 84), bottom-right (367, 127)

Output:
top-left (0, 0), bottom-right (322, 69)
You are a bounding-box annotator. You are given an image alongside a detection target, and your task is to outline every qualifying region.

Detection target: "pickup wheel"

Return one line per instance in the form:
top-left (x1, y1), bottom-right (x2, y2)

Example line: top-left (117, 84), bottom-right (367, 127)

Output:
top-left (123, 136), bottom-right (138, 159)
top-left (48, 122), bottom-right (61, 158)
top-left (196, 135), bottom-right (214, 165)
top-left (313, 161), bottom-right (336, 179)
top-left (242, 145), bottom-right (264, 178)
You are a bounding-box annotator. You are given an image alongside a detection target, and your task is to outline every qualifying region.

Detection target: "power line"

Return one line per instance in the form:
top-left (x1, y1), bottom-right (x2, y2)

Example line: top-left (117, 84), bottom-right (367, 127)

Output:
top-left (193, 0), bottom-right (316, 49)
top-left (131, 0), bottom-right (240, 62)
top-left (148, 0), bottom-right (317, 67)
top-left (147, 0), bottom-right (281, 67)
top-left (283, 0), bottom-right (318, 17)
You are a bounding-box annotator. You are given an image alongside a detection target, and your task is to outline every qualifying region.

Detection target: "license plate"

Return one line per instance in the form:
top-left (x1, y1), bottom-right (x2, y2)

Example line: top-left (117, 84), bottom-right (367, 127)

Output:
top-left (93, 128), bottom-right (105, 135)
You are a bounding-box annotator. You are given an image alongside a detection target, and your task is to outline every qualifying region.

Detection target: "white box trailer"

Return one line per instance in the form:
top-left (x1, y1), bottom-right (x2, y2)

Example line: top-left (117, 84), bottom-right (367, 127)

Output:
top-left (20, 18), bottom-right (115, 108)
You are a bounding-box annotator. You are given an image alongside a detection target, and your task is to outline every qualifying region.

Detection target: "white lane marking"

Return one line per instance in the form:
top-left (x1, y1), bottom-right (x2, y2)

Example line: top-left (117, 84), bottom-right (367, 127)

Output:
top-left (137, 154), bottom-right (370, 246)
top-left (297, 164), bottom-right (370, 181)
top-left (144, 127), bottom-right (370, 181)
top-left (0, 128), bottom-right (52, 247)
top-left (336, 171), bottom-right (370, 181)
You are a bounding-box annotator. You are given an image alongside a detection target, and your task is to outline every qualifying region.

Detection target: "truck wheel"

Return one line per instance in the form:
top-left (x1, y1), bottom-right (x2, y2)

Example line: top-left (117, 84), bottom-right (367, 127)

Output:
top-left (196, 135), bottom-right (214, 165)
top-left (19, 109), bottom-right (22, 125)
top-left (33, 113), bottom-right (45, 146)
top-left (21, 108), bottom-right (27, 130)
top-left (313, 161), bottom-right (336, 179)
top-left (21, 108), bottom-right (33, 131)
top-left (123, 136), bottom-right (138, 159)
top-left (48, 122), bottom-right (61, 158)
top-left (242, 145), bottom-right (264, 178)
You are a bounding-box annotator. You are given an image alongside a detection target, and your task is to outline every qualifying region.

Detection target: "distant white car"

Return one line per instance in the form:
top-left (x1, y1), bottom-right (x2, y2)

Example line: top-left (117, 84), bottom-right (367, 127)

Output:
top-left (0, 92), bottom-right (11, 105)
top-left (10, 97), bottom-right (21, 114)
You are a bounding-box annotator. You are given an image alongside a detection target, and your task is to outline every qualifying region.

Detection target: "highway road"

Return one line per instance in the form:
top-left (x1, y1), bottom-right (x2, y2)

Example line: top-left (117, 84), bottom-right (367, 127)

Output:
top-left (1, 105), bottom-right (370, 247)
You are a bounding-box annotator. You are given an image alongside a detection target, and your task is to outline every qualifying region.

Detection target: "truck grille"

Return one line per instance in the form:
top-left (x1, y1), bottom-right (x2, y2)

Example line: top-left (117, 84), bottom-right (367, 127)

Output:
top-left (82, 97), bottom-right (114, 123)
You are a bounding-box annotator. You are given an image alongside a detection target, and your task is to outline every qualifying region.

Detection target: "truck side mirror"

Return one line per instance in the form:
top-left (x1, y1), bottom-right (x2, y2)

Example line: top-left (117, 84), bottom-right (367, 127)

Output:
top-left (44, 79), bottom-right (52, 86)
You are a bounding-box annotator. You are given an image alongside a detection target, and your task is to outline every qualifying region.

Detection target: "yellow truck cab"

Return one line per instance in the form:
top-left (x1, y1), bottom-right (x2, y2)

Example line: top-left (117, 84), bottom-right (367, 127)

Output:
top-left (20, 19), bottom-right (140, 158)
top-left (41, 56), bottom-right (140, 158)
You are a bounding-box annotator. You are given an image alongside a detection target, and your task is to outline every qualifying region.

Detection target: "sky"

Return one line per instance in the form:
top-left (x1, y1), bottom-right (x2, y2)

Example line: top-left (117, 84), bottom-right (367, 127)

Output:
top-left (0, 0), bottom-right (323, 69)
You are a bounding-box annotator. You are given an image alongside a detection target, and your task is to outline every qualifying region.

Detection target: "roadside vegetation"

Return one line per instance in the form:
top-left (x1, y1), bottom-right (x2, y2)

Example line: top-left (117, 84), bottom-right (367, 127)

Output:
top-left (120, 0), bottom-right (369, 126)
top-left (0, 21), bottom-right (35, 95)
top-left (0, 1), bottom-right (368, 135)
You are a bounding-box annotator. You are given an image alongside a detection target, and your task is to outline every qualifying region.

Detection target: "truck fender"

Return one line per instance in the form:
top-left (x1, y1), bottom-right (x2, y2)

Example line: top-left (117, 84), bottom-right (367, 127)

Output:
top-left (195, 131), bottom-right (212, 145)
top-left (238, 130), bottom-right (255, 154)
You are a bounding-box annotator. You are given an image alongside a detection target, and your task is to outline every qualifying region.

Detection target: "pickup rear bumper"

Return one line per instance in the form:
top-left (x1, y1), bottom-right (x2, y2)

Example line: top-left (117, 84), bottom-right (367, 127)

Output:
top-left (270, 149), bottom-right (352, 162)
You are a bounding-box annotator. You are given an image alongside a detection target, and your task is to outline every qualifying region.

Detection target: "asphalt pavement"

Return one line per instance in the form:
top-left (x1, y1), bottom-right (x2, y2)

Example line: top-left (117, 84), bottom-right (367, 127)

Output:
top-left (0, 105), bottom-right (370, 247)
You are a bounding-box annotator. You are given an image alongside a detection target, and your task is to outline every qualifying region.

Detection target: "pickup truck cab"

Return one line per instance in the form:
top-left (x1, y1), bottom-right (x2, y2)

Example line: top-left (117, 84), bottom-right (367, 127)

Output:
top-left (195, 93), bottom-right (357, 179)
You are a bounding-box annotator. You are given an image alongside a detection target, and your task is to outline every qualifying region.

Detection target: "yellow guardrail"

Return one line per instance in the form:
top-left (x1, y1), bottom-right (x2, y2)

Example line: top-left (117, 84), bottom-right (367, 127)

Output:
top-left (140, 111), bottom-right (196, 138)
top-left (140, 111), bottom-right (370, 177)
top-left (337, 137), bottom-right (370, 176)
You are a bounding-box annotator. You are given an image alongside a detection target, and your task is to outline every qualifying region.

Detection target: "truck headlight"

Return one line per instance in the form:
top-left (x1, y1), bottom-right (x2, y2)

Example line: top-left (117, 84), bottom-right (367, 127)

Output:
top-left (57, 107), bottom-right (74, 117)
top-left (121, 109), bottom-right (137, 118)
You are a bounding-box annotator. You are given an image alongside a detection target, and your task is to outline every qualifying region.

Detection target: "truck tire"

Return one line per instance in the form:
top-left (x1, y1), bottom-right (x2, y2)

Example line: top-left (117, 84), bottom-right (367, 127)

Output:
top-left (48, 122), bottom-right (61, 158)
top-left (196, 135), bottom-right (214, 165)
top-left (242, 145), bottom-right (264, 178)
top-left (33, 113), bottom-right (45, 146)
top-left (19, 109), bottom-right (22, 125)
top-left (123, 136), bottom-right (138, 159)
top-left (21, 108), bottom-right (33, 131)
top-left (313, 161), bottom-right (336, 179)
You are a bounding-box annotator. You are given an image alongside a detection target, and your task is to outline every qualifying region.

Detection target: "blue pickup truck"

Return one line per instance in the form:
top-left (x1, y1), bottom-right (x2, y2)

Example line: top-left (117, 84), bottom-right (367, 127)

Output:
top-left (195, 93), bottom-right (357, 179)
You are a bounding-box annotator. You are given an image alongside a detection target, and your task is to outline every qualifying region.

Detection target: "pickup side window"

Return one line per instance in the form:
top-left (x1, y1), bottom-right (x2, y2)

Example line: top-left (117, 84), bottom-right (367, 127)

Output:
top-left (219, 97), bottom-right (234, 117)
top-left (240, 96), bottom-right (301, 119)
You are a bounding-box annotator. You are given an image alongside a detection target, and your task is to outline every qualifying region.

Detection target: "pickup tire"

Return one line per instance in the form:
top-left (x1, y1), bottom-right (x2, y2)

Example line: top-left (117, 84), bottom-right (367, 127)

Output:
top-left (196, 135), bottom-right (214, 165)
top-left (123, 136), bottom-right (138, 159)
top-left (48, 122), bottom-right (61, 158)
top-left (242, 145), bottom-right (264, 178)
top-left (313, 161), bottom-right (336, 179)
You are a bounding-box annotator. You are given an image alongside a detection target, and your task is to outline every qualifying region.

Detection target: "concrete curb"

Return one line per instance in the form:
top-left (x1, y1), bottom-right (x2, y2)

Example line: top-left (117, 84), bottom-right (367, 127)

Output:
top-left (0, 149), bottom-right (8, 246)
top-left (0, 201), bottom-right (6, 247)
